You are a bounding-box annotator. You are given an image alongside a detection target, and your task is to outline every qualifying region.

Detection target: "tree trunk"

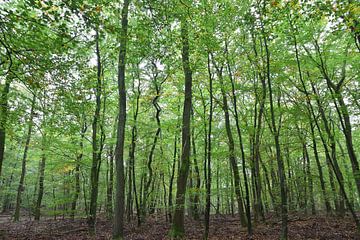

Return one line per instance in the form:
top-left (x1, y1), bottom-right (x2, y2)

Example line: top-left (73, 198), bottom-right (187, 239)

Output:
top-left (204, 53), bottom-right (213, 240)
top-left (170, 18), bottom-right (193, 238)
top-left (304, 79), bottom-right (360, 230)
top-left (88, 29), bottom-right (103, 232)
top-left (225, 41), bottom-right (252, 234)
top-left (142, 69), bottom-right (163, 220)
top-left (263, 30), bottom-right (287, 239)
top-left (0, 78), bottom-right (10, 177)
top-left (168, 134), bottom-right (178, 222)
top-left (190, 111), bottom-right (200, 220)
top-left (303, 142), bottom-right (315, 214)
top-left (332, 89), bottom-right (360, 199)
top-left (213, 57), bottom-right (247, 228)
top-left (294, 31), bottom-right (332, 213)
top-left (309, 120), bottom-right (331, 213)
top-left (113, 0), bottom-right (130, 238)
top-left (310, 82), bottom-right (345, 216)
top-left (14, 95), bottom-right (36, 222)
top-left (127, 67), bottom-right (141, 225)
top-left (34, 141), bottom-right (46, 220)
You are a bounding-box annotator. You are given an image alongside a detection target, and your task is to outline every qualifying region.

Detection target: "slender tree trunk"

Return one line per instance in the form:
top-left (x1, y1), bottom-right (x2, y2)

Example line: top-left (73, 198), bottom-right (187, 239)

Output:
top-left (106, 116), bottom-right (116, 221)
top-left (294, 34), bottom-right (332, 213)
top-left (34, 140), bottom-right (46, 220)
top-left (128, 67), bottom-right (141, 225)
top-left (142, 70), bottom-right (163, 220)
top-left (127, 72), bottom-right (141, 224)
top-left (263, 29), bottom-right (287, 239)
top-left (309, 120), bottom-right (331, 213)
top-left (88, 30), bottom-right (103, 232)
top-left (310, 82), bottom-right (345, 216)
top-left (332, 89), bottom-right (360, 198)
top-left (216, 61), bottom-right (246, 227)
top-left (216, 166), bottom-right (220, 215)
top-left (249, 24), bottom-right (266, 224)
top-left (0, 78), bottom-right (10, 177)
top-left (337, 139), bottom-right (355, 206)
top-left (225, 42), bottom-right (252, 234)
top-left (204, 54), bottom-right (213, 240)
top-left (253, 73), bottom-right (266, 222)
top-left (14, 95), bottom-right (36, 222)
top-left (168, 134), bottom-right (178, 222)
top-left (284, 146), bottom-right (293, 211)
top-left (303, 142), bottom-right (315, 214)
top-left (170, 18), bottom-right (193, 238)
top-left (303, 79), bottom-right (360, 230)
top-left (113, 0), bottom-right (130, 238)
top-left (190, 111), bottom-right (200, 220)
top-left (313, 38), bottom-right (360, 199)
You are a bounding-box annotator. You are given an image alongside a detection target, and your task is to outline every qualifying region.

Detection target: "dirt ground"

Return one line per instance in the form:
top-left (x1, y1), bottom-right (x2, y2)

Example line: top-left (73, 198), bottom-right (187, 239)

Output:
top-left (0, 213), bottom-right (358, 239)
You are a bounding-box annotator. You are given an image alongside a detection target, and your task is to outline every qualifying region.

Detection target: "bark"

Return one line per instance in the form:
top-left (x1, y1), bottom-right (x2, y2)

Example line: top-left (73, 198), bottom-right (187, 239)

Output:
top-left (303, 142), bottom-right (315, 214)
top-left (168, 134), bottom-right (178, 222)
top-left (332, 90), bottom-right (360, 198)
top-left (204, 53), bottom-right (213, 240)
top-left (157, 172), bottom-right (166, 220)
top-left (0, 78), bottom-right (10, 177)
top-left (337, 138), bottom-right (355, 206)
top-left (14, 95), bottom-right (36, 222)
top-left (113, 0), bottom-right (130, 238)
top-left (34, 141), bottom-right (46, 220)
top-left (170, 18), bottom-right (193, 238)
top-left (106, 146), bottom-right (114, 219)
top-left (190, 111), bottom-right (200, 220)
top-left (88, 29), bottom-right (103, 231)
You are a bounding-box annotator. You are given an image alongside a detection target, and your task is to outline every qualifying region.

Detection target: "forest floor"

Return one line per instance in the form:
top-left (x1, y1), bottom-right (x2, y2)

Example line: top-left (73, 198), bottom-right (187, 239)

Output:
top-left (0, 212), bottom-right (358, 239)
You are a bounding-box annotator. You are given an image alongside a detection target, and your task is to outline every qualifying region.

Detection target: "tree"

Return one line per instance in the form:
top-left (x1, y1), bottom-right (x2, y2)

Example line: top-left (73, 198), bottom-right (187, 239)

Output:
top-left (170, 16), bottom-right (193, 238)
top-left (14, 94), bottom-right (36, 222)
top-left (0, 78), bottom-right (10, 177)
top-left (113, 0), bottom-right (130, 239)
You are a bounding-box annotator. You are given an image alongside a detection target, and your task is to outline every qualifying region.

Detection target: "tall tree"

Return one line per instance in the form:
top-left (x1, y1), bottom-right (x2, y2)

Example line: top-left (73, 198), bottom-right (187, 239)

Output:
top-left (88, 29), bottom-right (104, 231)
top-left (14, 94), bottom-right (36, 222)
top-left (170, 16), bottom-right (193, 238)
top-left (203, 53), bottom-right (213, 240)
top-left (261, 15), bottom-right (288, 240)
top-left (113, 0), bottom-right (130, 238)
top-left (212, 56), bottom-right (247, 228)
top-left (225, 41), bottom-right (252, 234)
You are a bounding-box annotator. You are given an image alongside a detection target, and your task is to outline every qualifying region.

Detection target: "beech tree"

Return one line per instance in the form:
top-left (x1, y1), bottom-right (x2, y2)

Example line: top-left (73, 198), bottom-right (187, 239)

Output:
top-left (0, 0), bottom-right (359, 239)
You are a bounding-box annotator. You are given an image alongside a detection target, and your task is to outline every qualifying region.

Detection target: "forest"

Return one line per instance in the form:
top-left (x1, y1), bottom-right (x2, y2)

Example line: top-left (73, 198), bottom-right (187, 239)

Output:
top-left (0, 0), bottom-right (359, 239)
